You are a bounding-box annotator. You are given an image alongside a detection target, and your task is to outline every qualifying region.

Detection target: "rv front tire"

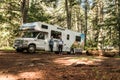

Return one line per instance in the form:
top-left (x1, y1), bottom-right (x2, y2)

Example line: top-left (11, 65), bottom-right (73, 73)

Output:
top-left (27, 45), bottom-right (36, 53)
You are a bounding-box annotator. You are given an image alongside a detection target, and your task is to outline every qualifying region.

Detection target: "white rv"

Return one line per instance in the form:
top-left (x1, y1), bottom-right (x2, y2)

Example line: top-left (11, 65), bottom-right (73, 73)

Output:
top-left (13, 22), bottom-right (85, 53)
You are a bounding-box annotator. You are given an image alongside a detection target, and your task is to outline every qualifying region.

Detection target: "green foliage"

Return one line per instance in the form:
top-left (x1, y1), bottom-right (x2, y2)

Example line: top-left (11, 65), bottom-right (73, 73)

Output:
top-left (86, 39), bottom-right (97, 47)
top-left (0, 0), bottom-right (51, 48)
top-left (103, 0), bottom-right (119, 47)
top-left (0, 46), bottom-right (14, 51)
top-left (27, 0), bottom-right (49, 22)
top-left (0, 0), bottom-right (120, 52)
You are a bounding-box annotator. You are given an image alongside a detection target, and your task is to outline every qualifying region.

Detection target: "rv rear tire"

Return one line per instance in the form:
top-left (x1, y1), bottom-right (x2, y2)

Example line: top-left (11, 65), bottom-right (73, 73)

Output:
top-left (70, 48), bottom-right (75, 54)
top-left (27, 45), bottom-right (36, 53)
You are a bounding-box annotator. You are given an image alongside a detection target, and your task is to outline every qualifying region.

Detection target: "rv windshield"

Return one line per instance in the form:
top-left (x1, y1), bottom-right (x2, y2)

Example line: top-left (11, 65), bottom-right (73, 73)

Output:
top-left (22, 31), bottom-right (39, 38)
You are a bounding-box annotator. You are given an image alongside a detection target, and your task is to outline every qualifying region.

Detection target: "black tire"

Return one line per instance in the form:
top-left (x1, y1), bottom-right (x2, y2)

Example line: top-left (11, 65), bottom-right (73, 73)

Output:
top-left (27, 45), bottom-right (36, 53)
top-left (70, 48), bottom-right (75, 54)
top-left (67, 52), bottom-right (71, 54)
top-left (16, 48), bottom-right (23, 52)
top-left (55, 51), bottom-right (59, 54)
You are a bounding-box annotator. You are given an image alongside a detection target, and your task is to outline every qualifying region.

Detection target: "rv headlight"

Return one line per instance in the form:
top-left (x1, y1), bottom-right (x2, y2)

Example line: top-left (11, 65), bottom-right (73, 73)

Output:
top-left (23, 40), bottom-right (28, 44)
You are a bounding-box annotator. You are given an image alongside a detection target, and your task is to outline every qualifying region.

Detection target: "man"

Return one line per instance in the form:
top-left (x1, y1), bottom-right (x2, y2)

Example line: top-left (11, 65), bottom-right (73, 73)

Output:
top-left (49, 36), bottom-right (54, 52)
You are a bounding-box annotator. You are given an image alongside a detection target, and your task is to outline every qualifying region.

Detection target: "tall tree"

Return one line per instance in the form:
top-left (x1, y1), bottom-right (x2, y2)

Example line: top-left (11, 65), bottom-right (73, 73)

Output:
top-left (71, 0), bottom-right (84, 32)
top-left (83, 0), bottom-right (91, 47)
top-left (104, 0), bottom-right (120, 50)
top-left (84, 0), bottom-right (88, 47)
top-left (65, 0), bottom-right (72, 29)
top-left (21, 0), bottom-right (29, 23)
top-left (116, 0), bottom-right (120, 55)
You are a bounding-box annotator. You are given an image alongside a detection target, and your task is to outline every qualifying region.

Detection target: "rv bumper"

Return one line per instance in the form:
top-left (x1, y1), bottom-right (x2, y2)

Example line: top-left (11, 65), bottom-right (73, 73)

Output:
top-left (13, 44), bottom-right (28, 49)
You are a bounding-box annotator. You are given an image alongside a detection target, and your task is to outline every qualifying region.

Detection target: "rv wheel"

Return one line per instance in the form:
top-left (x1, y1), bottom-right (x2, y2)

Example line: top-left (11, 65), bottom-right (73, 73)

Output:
top-left (70, 48), bottom-right (75, 54)
top-left (27, 45), bottom-right (36, 53)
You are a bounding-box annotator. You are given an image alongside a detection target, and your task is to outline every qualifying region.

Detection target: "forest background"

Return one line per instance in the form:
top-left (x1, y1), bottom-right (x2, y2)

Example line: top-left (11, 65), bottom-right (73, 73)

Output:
top-left (0, 0), bottom-right (120, 54)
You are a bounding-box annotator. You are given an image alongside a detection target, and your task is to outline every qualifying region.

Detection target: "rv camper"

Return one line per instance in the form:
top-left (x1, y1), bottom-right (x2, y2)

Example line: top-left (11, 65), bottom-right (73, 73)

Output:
top-left (13, 22), bottom-right (85, 53)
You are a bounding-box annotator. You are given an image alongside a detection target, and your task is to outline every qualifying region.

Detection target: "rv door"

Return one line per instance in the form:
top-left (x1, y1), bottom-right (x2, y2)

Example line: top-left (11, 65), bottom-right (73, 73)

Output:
top-left (36, 32), bottom-right (47, 50)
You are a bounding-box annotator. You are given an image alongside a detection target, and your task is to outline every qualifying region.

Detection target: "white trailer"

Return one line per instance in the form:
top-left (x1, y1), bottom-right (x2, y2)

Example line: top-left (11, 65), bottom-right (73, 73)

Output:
top-left (13, 22), bottom-right (85, 53)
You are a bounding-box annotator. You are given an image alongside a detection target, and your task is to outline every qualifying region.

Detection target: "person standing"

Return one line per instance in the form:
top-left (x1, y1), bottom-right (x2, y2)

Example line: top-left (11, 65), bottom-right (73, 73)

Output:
top-left (58, 38), bottom-right (63, 54)
top-left (70, 41), bottom-right (78, 54)
top-left (49, 36), bottom-right (54, 52)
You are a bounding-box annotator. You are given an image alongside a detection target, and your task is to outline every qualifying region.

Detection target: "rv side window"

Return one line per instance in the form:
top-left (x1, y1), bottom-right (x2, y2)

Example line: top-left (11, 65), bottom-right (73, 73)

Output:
top-left (22, 31), bottom-right (39, 38)
top-left (41, 24), bottom-right (48, 29)
top-left (75, 36), bottom-right (81, 42)
top-left (51, 30), bottom-right (61, 39)
top-left (67, 34), bottom-right (70, 40)
top-left (38, 33), bottom-right (45, 40)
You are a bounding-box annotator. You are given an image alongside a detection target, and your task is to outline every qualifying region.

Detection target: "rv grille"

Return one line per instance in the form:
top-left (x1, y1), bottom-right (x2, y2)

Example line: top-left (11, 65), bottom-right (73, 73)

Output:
top-left (15, 40), bottom-right (23, 45)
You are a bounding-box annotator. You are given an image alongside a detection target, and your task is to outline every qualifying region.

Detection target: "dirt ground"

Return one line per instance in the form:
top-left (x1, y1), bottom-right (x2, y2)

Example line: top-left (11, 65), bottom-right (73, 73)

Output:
top-left (0, 51), bottom-right (120, 80)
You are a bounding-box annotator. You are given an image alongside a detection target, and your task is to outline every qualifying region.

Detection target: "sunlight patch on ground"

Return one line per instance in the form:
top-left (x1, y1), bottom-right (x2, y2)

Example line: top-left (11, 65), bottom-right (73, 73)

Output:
top-left (0, 74), bottom-right (17, 80)
top-left (18, 71), bottom-right (44, 79)
top-left (54, 56), bottom-right (103, 66)
top-left (0, 71), bottom-right (44, 80)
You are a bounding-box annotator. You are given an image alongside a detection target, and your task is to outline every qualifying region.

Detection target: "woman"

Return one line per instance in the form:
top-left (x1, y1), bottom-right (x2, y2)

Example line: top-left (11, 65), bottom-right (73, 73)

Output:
top-left (58, 38), bottom-right (63, 54)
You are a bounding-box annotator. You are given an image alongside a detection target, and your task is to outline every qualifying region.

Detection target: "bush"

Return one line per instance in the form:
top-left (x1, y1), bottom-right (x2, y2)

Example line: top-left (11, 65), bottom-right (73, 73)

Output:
top-left (102, 49), bottom-right (119, 57)
top-left (103, 51), bottom-right (116, 57)
top-left (86, 49), bottom-right (100, 56)
top-left (0, 46), bottom-right (14, 51)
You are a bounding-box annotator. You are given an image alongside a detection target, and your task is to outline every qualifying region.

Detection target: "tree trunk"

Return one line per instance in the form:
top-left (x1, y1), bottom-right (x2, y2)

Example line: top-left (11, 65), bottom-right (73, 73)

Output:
top-left (84, 0), bottom-right (88, 47)
top-left (115, 0), bottom-right (120, 55)
top-left (65, 0), bottom-right (72, 29)
top-left (21, 0), bottom-right (29, 23)
top-left (74, 7), bottom-right (81, 32)
top-left (117, 0), bottom-right (120, 56)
